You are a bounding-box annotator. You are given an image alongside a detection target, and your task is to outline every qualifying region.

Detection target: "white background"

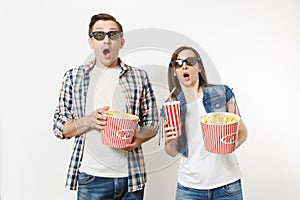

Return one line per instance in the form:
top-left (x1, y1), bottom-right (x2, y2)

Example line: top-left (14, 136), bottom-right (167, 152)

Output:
top-left (1, 0), bottom-right (300, 199)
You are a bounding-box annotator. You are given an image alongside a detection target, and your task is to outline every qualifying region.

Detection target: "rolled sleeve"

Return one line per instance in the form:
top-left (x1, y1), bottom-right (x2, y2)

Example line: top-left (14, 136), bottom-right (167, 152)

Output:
top-left (224, 85), bottom-right (234, 103)
top-left (53, 70), bottom-right (74, 139)
top-left (140, 73), bottom-right (159, 132)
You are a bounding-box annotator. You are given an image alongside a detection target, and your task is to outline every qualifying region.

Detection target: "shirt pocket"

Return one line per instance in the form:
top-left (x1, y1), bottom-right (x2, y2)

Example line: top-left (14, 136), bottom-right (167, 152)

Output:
top-left (203, 94), bottom-right (227, 113)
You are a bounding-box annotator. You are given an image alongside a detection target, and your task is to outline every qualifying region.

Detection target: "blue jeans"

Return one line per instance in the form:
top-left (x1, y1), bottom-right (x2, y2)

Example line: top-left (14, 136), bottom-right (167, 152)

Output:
top-left (77, 172), bottom-right (144, 200)
top-left (176, 179), bottom-right (243, 200)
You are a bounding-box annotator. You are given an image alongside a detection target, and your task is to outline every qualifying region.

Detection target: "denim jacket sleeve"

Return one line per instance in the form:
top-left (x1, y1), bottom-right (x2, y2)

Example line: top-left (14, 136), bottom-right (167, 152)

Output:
top-left (202, 84), bottom-right (234, 113)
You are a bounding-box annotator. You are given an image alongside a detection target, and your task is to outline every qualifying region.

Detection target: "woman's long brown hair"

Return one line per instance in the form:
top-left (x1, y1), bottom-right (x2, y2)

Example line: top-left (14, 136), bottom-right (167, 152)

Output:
top-left (168, 46), bottom-right (208, 98)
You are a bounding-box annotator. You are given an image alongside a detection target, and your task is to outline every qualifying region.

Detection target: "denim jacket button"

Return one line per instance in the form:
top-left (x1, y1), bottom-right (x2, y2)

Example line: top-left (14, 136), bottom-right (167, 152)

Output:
top-left (216, 103), bottom-right (219, 107)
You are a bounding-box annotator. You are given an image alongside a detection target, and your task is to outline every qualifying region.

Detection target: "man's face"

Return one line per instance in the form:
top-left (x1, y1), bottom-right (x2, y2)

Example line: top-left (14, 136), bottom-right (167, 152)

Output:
top-left (89, 20), bottom-right (124, 67)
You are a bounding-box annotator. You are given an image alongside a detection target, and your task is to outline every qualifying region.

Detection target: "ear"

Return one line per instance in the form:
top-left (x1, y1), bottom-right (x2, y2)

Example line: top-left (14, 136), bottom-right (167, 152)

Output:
top-left (88, 38), bottom-right (94, 49)
top-left (120, 38), bottom-right (125, 49)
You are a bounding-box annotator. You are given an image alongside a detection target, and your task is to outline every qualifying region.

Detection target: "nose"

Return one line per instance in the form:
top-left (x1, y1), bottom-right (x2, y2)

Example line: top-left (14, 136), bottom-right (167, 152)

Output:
top-left (103, 34), bottom-right (111, 44)
top-left (181, 62), bottom-right (188, 69)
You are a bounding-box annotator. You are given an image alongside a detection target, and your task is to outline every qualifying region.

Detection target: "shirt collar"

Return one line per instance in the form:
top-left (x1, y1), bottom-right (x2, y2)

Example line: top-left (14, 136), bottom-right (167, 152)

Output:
top-left (118, 58), bottom-right (129, 76)
top-left (82, 59), bottom-right (96, 74)
top-left (82, 58), bottom-right (128, 75)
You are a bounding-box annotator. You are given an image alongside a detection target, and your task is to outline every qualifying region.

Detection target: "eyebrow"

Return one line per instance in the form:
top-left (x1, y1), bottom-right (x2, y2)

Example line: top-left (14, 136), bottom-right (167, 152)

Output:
top-left (176, 57), bottom-right (195, 60)
top-left (93, 27), bottom-right (118, 31)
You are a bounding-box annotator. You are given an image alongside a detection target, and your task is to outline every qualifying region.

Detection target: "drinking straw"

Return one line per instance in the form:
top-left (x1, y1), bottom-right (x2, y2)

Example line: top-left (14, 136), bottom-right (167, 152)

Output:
top-left (168, 87), bottom-right (176, 102)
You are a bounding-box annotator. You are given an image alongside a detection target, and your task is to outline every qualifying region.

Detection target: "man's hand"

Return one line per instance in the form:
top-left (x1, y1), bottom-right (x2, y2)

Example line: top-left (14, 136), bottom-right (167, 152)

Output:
top-left (84, 106), bottom-right (110, 130)
top-left (123, 137), bottom-right (144, 151)
top-left (62, 105), bottom-right (110, 138)
top-left (122, 127), bottom-right (156, 151)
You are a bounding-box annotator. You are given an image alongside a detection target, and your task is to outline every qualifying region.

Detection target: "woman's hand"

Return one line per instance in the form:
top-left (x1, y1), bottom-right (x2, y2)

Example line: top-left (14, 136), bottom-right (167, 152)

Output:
top-left (164, 120), bottom-right (179, 157)
top-left (226, 99), bottom-right (248, 148)
top-left (164, 120), bottom-right (178, 145)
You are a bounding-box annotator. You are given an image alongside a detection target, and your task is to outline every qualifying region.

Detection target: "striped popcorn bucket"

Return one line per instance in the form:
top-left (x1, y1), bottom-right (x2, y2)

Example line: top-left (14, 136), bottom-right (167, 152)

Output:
top-left (102, 111), bottom-right (139, 148)
top-left (200, 112), bottom-right (240, 154)
top-left (163, 101), bottom-right (181, 136)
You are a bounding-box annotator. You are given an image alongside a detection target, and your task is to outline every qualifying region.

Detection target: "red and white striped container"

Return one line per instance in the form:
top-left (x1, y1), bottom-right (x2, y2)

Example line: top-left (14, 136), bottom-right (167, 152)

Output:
top-left (163, 101), bottom-right (181, 136)
top-left (200, 112), bottom-right (240, 154)
top-left (102, 111), bottom-right (139, 148)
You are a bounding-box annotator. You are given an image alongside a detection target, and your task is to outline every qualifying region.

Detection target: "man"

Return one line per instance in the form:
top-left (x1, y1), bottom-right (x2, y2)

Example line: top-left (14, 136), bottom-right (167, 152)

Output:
top-left (53, 13), bottom-right (158, 199)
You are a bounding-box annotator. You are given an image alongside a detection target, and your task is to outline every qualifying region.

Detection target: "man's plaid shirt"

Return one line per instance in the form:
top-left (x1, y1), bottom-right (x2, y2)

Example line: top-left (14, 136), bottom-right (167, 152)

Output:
top-left (53, 59), bottom-right (158, 192)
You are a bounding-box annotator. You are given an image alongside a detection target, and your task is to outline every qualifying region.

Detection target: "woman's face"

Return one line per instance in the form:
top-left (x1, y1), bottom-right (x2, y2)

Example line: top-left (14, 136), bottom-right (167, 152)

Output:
top-left (174, 49), bottom-right (200, 89)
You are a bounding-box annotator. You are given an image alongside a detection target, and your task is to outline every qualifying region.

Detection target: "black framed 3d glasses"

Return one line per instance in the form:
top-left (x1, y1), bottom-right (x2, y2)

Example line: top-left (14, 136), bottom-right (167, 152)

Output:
top-left (90, 31), bottom-right (123, 41)
top-left (172, 57), bottom-right (200, 68)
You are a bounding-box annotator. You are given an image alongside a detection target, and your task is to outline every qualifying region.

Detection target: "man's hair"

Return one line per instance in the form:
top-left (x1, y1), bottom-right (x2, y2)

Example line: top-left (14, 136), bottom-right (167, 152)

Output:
top-left (88, 13), bottom-right (123, 37)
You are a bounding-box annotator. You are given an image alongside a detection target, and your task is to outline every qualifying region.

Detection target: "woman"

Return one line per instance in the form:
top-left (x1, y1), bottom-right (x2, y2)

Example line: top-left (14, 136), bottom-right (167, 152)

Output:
top-left (163, 46), bottom-right (248, 200)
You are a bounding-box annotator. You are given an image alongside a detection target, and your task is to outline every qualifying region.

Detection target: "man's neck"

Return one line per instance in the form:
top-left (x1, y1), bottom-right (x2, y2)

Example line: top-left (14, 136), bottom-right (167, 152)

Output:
top-left (95, 58), bottom-right (119, 68)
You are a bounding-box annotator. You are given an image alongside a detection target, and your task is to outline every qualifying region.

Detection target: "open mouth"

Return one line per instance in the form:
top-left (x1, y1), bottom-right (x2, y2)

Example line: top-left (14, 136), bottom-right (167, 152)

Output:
top-left (103, 48), bottom-right (111, 59)
top-left (183, 73), bottom-right (190, 78)
top-left (103, 48), bottom-right (110, 55)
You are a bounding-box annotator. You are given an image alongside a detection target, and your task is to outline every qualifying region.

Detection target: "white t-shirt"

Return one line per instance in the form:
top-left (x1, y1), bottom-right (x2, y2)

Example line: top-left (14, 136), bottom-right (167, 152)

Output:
top-left (177, 95), bottom-right (241, 189)
top-left (79, 66), bottom-right (128, 177)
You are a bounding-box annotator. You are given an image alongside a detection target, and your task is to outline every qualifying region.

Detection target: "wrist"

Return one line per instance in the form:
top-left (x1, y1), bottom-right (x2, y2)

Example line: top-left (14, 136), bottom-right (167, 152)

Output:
top-left (74, 119), bottom-right (80, 137)
top-left (74, 118), bottom-right (88, 137)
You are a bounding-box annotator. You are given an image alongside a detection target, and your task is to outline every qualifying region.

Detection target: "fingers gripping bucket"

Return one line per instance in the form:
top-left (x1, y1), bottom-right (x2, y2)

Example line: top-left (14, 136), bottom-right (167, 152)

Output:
top-left (200, 112), bottom-right (240, 154)
top-left (102, 111), bottom-right (139, 148)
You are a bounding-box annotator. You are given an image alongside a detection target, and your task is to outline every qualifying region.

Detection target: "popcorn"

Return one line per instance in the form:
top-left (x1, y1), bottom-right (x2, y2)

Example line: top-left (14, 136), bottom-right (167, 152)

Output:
top-left (105, 111), bottom-right (138, 120)
top-left (200, 113), bottom-right (238, 124)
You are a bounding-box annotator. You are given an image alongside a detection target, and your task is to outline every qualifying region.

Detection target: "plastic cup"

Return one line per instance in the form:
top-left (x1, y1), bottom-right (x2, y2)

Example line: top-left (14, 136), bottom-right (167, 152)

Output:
top-left (163, 101), bottom-right (181, 136)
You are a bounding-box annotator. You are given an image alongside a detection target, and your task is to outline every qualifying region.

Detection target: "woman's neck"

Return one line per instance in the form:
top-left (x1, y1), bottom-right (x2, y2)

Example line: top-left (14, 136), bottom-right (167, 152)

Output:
top-left (181, 85), bottom-right (202, 103)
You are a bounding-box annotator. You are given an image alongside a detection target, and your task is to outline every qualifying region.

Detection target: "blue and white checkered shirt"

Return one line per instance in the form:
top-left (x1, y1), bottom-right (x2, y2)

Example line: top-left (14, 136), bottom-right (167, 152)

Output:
top-left (53, 59), bottom-right (158, 192)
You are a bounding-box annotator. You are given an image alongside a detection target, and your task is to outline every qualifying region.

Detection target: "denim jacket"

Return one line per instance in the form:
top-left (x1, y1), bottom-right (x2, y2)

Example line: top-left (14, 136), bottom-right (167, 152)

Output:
top-left (161, 84), bottom-right (237, 157)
